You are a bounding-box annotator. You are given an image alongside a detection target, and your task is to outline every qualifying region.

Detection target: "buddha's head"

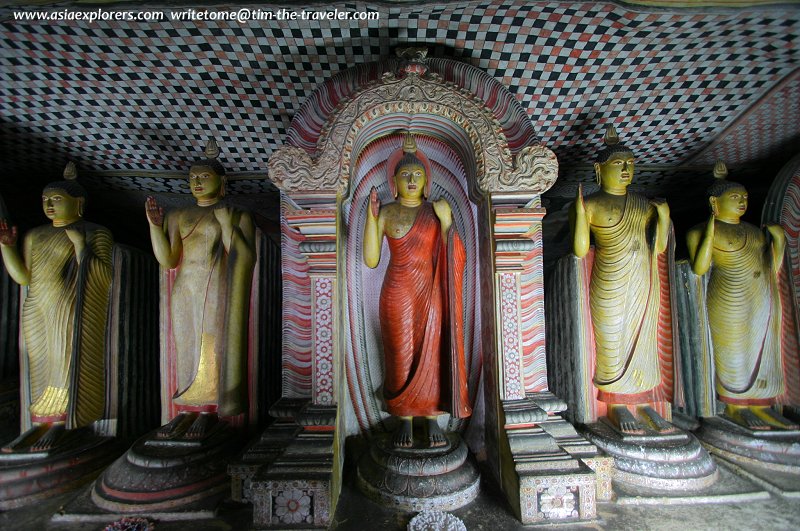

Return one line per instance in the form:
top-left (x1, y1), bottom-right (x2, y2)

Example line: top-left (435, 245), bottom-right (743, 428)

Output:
top-left (387, 133), bottom-right (431, 201)
top-left (392, 153), bottom-right (428, 201)
top-left (42, 162), bottom-right (86, 226)
top-left (189, 139), bottom-right (226, 205)
top-left (594, 125), bottom-right (635, 194)
top-left (707, 160), bottom-right (747, 222)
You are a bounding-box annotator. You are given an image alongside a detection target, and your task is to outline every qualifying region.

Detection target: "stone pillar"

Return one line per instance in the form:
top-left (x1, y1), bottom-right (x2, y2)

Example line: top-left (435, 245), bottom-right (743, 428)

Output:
top-left (234, 202), bottom-right (343, 529)
top-left (487, 195), bottom-right (610, 524)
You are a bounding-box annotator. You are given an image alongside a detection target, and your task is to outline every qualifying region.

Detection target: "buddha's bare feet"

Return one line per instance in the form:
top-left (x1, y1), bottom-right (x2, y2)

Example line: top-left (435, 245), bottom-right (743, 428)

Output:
top-left (608, 405), bottom-right (645, 435)
top-left (426, 417), bottom-right (447, 448)
top-left (2, 425), bottom-right (47, 453)
top-left (156, 413), bottom-right (194, 439)
top-left (724, 405), bottom-right (770, 431)
top-left (185, 413), bottom-right (217, 439)
top-left (30, 424), bottom-right (64, 452)
top-left (392, 417), bottom-right (413, 448)
top-left (638, 405), bottom-right (678, 434)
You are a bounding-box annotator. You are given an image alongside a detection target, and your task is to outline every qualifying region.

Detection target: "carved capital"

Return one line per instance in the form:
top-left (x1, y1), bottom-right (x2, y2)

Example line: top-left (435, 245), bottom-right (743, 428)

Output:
top-left (505, 144), bottom-right (559, 194)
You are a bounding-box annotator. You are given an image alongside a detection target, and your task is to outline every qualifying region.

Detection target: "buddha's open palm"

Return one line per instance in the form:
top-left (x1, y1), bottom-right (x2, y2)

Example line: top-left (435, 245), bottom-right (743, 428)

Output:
top-left (145, 196), bottom-right (164, 227)
top-left (0, 219), bottom-right (17, 246)
top-left (369, 187), bottom-right (380, 219)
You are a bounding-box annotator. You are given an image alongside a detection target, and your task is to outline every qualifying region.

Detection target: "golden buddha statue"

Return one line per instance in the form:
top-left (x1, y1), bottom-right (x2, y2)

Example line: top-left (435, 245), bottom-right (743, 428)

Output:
top-left (0, 162), bottom-right (113, 451)
top-left (572, 126), bottom-right (672, 434)
top-left (146, 139), bottom-right (255, 439)
top-left (363, 133), bottom-right (471, 448)
top-left (686, 161), bottom-right (795, 430)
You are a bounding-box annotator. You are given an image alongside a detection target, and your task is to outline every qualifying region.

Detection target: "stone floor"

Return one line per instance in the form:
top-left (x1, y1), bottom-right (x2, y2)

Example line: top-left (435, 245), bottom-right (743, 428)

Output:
top-left (2, 457), bottom-right (800, 531)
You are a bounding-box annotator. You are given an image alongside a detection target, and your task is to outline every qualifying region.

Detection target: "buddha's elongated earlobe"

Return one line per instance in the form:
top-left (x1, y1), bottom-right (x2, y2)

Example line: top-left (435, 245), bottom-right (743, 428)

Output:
top-left (710, 197), bottom-right (719, 217)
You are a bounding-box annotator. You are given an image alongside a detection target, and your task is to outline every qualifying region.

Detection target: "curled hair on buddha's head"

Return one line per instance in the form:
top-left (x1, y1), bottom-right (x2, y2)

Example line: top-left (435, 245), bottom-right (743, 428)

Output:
top-left (43, 161), bottom-right (88, 199)
top-left (189, 139), bottom-right (227, 195)
top-left (597, 125), bottom-right (634, 164)
top-left (706, 160), bottom-right (745, 197)
top-left (393, 151), bottom-right (425, 176)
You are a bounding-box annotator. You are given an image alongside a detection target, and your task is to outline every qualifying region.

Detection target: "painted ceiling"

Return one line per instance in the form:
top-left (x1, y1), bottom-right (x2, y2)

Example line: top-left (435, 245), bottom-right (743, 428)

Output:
top-left (0, 0), bottom-right (799, 254)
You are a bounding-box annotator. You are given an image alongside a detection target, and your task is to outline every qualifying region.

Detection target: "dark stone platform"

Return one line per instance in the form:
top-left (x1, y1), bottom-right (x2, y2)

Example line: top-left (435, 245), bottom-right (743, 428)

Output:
top-left (64, 421), bottom-right (244, 518)
top-left (0, 429), bottom-right (123, 510)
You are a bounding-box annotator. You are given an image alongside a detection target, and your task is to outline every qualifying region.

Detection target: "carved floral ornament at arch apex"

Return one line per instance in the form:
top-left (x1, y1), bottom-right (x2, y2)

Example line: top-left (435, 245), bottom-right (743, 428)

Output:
top-left (268, 68), bottom-right (558, 196)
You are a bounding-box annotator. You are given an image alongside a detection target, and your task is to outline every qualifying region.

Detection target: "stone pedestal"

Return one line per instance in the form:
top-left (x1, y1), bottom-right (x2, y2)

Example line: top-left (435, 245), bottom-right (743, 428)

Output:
top-left (356, 433), bottom-right (480, 512)
top-left (91, 422), bottom-right (243, 514)
top-left (0, 429), bottom-right (121, 510)
top-left (584, 421), bottom-right (718, 492)
top-left (697, 416), bottom-right (800, 497)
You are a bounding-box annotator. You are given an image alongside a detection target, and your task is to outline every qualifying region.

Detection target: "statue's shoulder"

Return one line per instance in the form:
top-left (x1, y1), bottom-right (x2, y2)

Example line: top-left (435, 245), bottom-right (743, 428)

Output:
top-left (81, 220), bottom-right (111, 235)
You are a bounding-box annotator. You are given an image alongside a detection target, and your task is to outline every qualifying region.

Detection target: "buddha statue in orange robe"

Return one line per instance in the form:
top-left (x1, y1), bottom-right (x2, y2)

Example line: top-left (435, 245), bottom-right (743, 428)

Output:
top-left (363, 133), bottom-right (471, 448)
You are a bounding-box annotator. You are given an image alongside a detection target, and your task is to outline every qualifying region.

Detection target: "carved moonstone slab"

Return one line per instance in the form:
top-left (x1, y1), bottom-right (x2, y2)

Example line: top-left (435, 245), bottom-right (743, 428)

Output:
top-left (357, 433), bottom-right (479, 512)
top-left (407, 510), bottom-right (467, 531)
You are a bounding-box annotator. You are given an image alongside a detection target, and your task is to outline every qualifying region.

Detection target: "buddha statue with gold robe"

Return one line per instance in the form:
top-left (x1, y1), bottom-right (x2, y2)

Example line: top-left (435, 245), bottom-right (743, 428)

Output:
top-left (686, 161), bottom-right (796, 430)
top-left (572, 126), bottom-right (673, 434)
top-left (0, 162), bottom-right (113, 452)
top-left (146, 140), bottom-right (256, 439)
top-left (363, 133), bottom-right (471, 448)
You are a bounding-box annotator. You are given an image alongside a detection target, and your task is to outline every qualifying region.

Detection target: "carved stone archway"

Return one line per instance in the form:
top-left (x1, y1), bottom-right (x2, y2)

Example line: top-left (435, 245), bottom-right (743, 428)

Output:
top-left (232, 49), bottom-right (608, 528)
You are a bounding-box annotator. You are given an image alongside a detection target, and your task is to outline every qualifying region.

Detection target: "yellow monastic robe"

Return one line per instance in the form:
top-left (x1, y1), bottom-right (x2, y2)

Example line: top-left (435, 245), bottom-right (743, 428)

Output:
top-left (590, 193), bottom-right (662, 398)
top-left (708, 224), bottom-right (784, 403)
top-left (166, 206), bottom-right (249, 416)
top-left (23, 222), bottom-right (113, 428)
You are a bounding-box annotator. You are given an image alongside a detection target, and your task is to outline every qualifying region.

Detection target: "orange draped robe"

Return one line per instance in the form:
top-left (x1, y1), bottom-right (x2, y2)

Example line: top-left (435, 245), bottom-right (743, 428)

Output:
top-left (379, 203), bottom-right (471, 419)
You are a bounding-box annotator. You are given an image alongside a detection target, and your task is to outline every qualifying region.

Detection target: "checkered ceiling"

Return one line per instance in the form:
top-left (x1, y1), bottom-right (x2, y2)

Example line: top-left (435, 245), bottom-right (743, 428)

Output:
top-left (1, 1), bottom-right (799, 192)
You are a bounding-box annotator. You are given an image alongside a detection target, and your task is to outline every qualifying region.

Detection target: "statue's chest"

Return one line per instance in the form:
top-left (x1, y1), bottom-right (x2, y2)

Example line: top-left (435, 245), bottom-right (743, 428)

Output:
top-left (591, 197), bottom-right (627, 228)
top-left (181, 212), bottom-right (220, 241)
top-left (714, 224), bottom-right (749, 252)
top-left (385, 206), bottom-right (425, 239)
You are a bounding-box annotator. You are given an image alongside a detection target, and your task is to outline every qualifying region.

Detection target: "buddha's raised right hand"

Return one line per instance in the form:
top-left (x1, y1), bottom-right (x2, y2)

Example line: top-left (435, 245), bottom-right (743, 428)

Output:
top-left (0, 219), bottom-right (17, 246)
top-left (369, 187), bottom-right (381, 219)
top-left (705, 214), bottom-right (716, 239)
top-left (575, 183), bottom-right (586, 217)
top-left (145, 196), bottom-right (164, 227)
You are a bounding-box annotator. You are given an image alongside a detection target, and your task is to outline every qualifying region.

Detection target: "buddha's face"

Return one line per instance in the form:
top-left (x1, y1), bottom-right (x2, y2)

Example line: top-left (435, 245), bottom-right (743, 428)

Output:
top-left (189, 165), bottom-right (223, 201)
top-left (712, 186), bottom-right (748, 220)
top-left (393, 163), bottom-right (427, 200)
top-left (595, 152), bottom-right (635, 191)
top-left (42, 189), bottom-right (81, 223)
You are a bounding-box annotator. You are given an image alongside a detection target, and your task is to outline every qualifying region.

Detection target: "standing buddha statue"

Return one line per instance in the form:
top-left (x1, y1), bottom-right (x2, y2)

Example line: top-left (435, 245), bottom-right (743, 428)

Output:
top-left (0, 162), bottom-right (113, 451)
top-left (686, 161), bottom-right (796, 430)
top-left (146, 139), bottom-right (256, 438)
top-left (363, 133), bottom-right (471, 448)
top-left (572, 125), bottom-right (672, 434)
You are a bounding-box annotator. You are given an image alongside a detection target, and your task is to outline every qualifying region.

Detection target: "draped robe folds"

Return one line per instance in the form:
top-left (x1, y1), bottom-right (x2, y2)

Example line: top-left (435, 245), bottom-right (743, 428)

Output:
top-left (23, 222), bottom-right (113, 428)
top-left (379, 203), bottom-right (471, 419)
top-left (708, 224), bottom-right (784, 404)
top-left (589, 193), bottom-right (662, 401)
top-left (166, 206), bottom-right (251, 417)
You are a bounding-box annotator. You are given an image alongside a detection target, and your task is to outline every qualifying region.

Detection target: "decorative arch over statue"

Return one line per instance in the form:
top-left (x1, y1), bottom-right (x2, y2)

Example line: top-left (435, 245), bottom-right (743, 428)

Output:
top-left (232, 48), bottom-right (607, 528)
